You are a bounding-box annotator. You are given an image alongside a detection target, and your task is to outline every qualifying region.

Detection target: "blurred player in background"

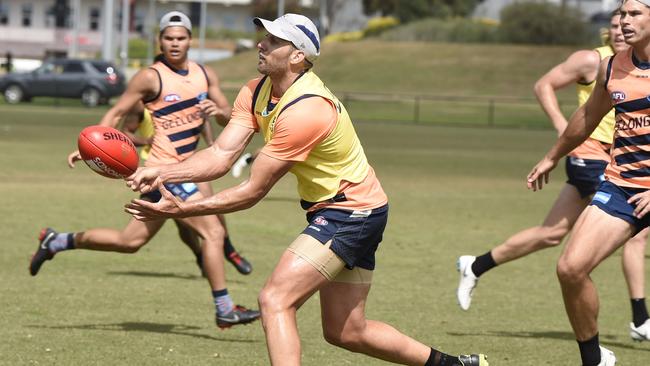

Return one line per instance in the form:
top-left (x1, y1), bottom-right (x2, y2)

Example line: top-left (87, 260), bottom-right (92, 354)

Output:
top-left (126, 13), bottom-right (489, 366)
top-left (456, 9), bottom-right (650, 344)
top-left (121, 101), bottom-right (253, 276)
top-left (525, 0), bottom-right (650, 364)
top-left (30, 11), bottom-right (260, 329)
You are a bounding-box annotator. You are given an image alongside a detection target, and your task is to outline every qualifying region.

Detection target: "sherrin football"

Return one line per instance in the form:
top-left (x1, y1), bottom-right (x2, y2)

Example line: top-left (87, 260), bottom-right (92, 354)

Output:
top-left (78, 125), bottom-right (139, 179)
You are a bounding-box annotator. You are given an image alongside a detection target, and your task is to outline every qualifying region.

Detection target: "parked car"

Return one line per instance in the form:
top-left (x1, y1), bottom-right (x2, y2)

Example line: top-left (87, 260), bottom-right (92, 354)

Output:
top-left (0, 58), bottom-right (126, 107)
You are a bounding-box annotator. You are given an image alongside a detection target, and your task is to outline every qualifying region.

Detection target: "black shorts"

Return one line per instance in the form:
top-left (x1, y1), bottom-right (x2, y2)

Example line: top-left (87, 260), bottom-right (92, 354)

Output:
top-left (590, 181), bottom-right (650, 234)
top-left (301, 204), bottom-right (388, 270)
top-left (565, 156), bottom-right (608, 198)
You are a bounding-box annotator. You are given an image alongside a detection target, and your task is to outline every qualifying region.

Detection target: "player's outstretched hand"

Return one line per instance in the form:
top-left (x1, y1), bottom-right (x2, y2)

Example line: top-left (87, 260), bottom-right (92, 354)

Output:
top-left (629, 191), bottom-right (650, 219)
top-left (527, 156), bottom-right (557, 191)
top-left (67, 150), bottom-right (82, 168)
top-left (126, 166), bottom-right (161, 194)
top-left (125, 183), bottom-right (184, 221)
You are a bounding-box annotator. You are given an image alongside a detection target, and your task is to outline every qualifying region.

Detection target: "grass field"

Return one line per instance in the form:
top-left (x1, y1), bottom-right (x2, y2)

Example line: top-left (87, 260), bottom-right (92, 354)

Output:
top-left (211, 40), bottom-right (584, 128)
top-left (1, 103), bottom-right (649, 365)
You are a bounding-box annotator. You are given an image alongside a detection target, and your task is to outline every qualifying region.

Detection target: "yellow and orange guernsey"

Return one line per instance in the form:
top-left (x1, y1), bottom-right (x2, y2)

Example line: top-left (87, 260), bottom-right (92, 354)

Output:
top-left (605, 47), bottom-right (650, 189)
top-left (144, 60), bottom-right (208, 167)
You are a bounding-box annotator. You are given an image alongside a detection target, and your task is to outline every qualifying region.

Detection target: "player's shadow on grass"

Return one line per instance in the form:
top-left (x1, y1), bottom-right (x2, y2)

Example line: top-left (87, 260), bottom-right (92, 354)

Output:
top-left (105, 271), bottom-right (247, 284)
top-left (28, 322), bottom-right (260, 343)
top-left (449, 330), bottom-right (650, 352)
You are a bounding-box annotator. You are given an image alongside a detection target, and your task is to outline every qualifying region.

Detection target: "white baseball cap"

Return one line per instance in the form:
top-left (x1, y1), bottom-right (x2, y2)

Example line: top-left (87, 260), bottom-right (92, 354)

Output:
top-left (254, 13), bottom-right (320, 63)
top-left (159, 11), bottom-right (192, 33)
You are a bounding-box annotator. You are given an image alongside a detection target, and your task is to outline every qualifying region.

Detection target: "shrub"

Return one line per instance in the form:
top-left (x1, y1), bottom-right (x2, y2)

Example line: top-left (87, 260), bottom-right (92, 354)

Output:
top-left (378, 17), bottom-right (500, 43)
top-left (324, 31), bottom-right (365, 43)
top-left (363, 0), bottom-right (479, 22)
top-left (364, 16), bottom-right (400, 37)
top-left (128, 38), bottom-right (150, 60)
top-left (499, 2), bottom-right (590, 45)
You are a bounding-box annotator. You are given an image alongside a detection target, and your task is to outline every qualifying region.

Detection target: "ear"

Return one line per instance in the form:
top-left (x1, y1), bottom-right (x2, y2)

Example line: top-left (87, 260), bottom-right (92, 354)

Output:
top-left (289, 49), bottom-right (306, 67)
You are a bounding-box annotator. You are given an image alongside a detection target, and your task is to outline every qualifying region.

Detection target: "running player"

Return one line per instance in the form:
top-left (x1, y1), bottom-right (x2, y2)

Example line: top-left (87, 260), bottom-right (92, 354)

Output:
top-left (457, 9), bottom-right (650, 343)
top-left (126, 13), bottom-right (489, 366)
top-left (526, 1), bottom-right (650, 364)
top-left (122, 102), bottom-right (253, 275)
top-left (30, 11), bottom-right (259, 328)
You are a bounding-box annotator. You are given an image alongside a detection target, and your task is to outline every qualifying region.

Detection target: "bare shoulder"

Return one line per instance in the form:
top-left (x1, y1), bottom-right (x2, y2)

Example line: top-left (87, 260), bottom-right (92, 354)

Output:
top-left (127, 68), bottom-right (160, 93)
top-left (201, 64), bottom-right (220, 84)
top-left (565, 49), bottom-right (601, 71)
top-left (596, 55), bottom-right (613, 83)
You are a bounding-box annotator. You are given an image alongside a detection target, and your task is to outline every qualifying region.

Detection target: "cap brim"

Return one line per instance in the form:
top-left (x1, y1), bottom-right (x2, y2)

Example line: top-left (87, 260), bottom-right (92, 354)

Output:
top-left (253, 17), bottom-right (293, 44)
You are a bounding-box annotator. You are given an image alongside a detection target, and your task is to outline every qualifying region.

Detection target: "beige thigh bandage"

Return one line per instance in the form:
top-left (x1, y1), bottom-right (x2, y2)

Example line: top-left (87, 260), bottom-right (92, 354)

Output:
top-left (288, 235), bottom-right (373, 284)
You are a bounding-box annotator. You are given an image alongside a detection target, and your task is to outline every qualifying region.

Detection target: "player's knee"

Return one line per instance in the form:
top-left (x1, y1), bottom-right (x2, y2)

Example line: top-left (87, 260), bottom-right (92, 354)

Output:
top-left (322, 326), bottom-right (363, 351)
top-left (538, 226), bottom-right (568, 247)
top-left (556, 257), bottom-right (586, 284)
top-left (120, 236), bottom-right (148, 253)
top-left (258, 285), bottom-right (286, 315)
top-left (322, 329), bottom-right (345, 348)
top-left (199, 225), bottom-right (226, 247)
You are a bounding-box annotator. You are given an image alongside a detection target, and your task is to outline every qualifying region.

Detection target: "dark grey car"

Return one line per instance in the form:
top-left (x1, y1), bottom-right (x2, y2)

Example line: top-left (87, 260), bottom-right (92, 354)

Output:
top-left (0, 59), bottom-right (126, 107)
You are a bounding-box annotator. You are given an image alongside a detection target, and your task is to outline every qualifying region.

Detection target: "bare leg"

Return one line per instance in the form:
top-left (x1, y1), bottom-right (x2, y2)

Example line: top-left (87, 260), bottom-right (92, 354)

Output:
top-left (197, 182), bottom-right (230, 237)
top-left (178, 191), bottom-right (226, 291)
top-left (73, 218), bottom-right (165, 253)
top-left (623, 228), bottom-right (647, 299)
top-left (557, 206), bottom-right (634, 340)
top-left (258, 236), bottom-right (331, 365)
top-left (320, 282), bottom-right (430, 365)
top-left (492, 184), bottom-right (589, 264)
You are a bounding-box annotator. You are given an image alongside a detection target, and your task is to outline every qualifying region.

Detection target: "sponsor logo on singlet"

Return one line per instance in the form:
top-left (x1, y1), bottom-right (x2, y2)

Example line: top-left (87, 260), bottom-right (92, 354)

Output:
top-left (164, 94), bottom-right (181, 102)
top-left (611, 91), bottom-right (626, 102)
top-left (615, 115), bottom-right (650, 131)
top-left (161, 110), bottom-right (203, 129)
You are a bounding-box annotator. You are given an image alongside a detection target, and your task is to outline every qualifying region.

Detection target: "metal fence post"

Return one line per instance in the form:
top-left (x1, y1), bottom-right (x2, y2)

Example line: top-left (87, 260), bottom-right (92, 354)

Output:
top-left (488, 99), bottom-right (495, 127)
top-left (414, 96), bottom-right (420, 124)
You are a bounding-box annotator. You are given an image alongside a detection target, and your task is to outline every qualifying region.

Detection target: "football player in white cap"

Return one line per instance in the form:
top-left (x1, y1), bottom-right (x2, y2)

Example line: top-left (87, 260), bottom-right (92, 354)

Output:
top-left (126, 12), bottom-right (489, 366)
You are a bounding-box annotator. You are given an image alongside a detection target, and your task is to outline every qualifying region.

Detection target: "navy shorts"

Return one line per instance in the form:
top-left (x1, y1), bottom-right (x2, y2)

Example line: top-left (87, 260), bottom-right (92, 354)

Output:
top-left (140, 182), bottom-right (199, 202)
top-left (590, 181), bottom-right (650, 234)
top-left (565, 156), bottom-right (608, 198)
top-left (301, 204), bottom-right (388, 270)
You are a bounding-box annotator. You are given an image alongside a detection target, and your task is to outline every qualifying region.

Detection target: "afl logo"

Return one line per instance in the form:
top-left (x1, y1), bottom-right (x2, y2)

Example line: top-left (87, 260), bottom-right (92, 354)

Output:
top-left (164, 94), bottom-right (181, 102)
top-left (611, 91), bottom-right (626, 102)
top-left (313, 216), bottom-right (328, 226)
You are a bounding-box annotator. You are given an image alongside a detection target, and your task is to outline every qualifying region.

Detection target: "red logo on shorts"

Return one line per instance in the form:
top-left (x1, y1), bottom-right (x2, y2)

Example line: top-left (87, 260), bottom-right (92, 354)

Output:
top-left (313, 216), bottom-right (328, 226)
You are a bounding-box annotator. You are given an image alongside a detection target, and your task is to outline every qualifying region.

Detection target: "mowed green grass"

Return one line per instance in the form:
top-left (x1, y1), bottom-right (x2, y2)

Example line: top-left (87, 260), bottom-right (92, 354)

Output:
top-left (1, 104), bottom-right (649, 365)
top-left (212, 41), bottom-right (584, 128)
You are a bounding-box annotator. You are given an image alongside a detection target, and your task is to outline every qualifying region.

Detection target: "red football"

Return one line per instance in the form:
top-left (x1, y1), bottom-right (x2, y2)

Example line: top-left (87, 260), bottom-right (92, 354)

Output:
top-left (78, 125), bottom-right (139, 179)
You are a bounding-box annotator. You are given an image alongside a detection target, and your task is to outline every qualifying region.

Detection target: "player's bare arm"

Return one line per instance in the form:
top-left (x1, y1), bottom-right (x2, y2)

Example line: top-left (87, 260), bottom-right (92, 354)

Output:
top-left (534, 49), bottom-right (601, 135)
top-left (126, 151), bottom-right (293, 220)
top-left (198, 65), bottom-right (231, 127)
top-left (127, 122), bottom-right (254, 192)
top-left (67, 69), bottom-right (160, 168)
top-left (527, 56), bottom-right (613, 191)
top-left (98, 69), bottom-right (160, 128)
top-left (120, 102), bottom-right (153, 146)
